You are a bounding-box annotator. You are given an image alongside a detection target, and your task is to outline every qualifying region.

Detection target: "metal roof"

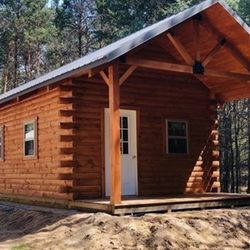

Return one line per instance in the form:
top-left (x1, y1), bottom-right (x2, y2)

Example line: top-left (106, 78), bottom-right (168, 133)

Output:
top-left (0, 0), bottom-right (249, 104)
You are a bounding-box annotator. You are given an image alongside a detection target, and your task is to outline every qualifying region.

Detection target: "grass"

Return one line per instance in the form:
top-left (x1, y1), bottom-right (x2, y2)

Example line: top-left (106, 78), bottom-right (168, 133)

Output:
top-left (11, 244), bottom-right (28, 250)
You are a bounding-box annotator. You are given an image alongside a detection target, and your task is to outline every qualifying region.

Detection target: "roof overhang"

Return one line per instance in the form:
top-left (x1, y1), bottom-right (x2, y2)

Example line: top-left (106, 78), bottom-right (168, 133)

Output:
top-left (0, 0), bottom-right (249, 104)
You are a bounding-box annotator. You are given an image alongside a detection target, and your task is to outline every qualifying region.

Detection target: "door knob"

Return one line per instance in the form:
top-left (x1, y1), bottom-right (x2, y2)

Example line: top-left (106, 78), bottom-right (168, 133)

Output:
top-left (132, 155), bottom-right (137, 159)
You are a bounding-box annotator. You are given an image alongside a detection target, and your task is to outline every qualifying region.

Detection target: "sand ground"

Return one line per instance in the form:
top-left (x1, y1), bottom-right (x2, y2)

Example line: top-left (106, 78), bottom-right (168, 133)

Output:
top-left (0, 201), bottom-right (249, 250)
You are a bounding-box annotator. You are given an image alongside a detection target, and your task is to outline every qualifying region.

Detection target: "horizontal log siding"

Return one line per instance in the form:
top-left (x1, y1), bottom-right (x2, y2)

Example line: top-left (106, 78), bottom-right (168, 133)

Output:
top-left (0, 85), bottom-right (73, 200)
top-left (73, 69), bottom-right (214, 198)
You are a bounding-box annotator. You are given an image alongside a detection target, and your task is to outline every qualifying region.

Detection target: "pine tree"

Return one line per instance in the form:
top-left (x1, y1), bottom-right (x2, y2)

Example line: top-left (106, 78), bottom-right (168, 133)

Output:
top-left (0, 0), bottom-right (56, 91)
top-left (53, 0), bottom-right (97, 62)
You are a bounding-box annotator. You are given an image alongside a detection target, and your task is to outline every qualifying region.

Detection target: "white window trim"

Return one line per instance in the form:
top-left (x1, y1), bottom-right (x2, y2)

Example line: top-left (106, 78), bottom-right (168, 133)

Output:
top-left (23, 119), bottom-right (37, 158)
top-left (0, 126), bottom-right (4, 161)
top-left (166, 119), bottom-right (189, 154)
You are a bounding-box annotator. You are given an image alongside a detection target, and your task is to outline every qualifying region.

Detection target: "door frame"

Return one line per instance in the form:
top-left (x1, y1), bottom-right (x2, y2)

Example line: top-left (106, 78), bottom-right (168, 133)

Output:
top-left (104, 108), bottom-right (138, 196)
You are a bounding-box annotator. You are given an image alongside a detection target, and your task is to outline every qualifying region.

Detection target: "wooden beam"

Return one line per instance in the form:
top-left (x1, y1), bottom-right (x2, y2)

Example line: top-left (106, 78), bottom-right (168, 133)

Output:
top-left (108, 62), bottom-right (121, 205)
top-left (127, 57), bottom-right (250, 81)
top-left (200, 16), bottom-right (250, 72)
top-left (202, 39), bottom-right (226, 66)
top-left (127, 57), bottom-right (193, 74)
top-left (205, 69), bottom-right (250, 81)
top-left (193, 19), bottom-right (201, 61)
top-left (166, 32), bottom-right (193, 65)
top-left (100, 70), bottom-right (110, 86)
top-left (119, 65), bottom-right (137, 85)
top-left (157, 37), bottom-right (212, 90)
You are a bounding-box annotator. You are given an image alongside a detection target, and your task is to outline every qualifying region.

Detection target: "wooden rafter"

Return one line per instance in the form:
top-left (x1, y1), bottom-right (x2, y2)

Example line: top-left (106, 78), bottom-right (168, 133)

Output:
top-left (166, 32), bottom-right (193, 65)
top-left (127, 57), bottom-right (250, 81)
top-left (200, 16), bottom-right (250, 72)
top-left (193, 18), bottom-right (201, 61)
top-left (119, 65), bottom-right (137, 85)
top-left (202, 39), bottom-right (226, 66)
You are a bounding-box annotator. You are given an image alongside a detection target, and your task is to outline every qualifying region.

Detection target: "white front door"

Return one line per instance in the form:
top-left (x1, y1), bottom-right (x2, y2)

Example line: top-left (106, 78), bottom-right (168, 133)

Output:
top-left (105, 109), bottom-right (138, 196)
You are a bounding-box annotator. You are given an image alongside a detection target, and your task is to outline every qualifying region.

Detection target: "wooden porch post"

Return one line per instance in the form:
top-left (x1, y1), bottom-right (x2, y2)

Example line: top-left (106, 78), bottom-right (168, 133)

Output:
top-left (108, 62), bottom-right (121, 204)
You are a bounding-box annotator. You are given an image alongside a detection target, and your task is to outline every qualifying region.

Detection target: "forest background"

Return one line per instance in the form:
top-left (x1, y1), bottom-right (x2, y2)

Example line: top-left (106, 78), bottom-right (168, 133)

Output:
top-left (0, 0), bottom-right (249, 192)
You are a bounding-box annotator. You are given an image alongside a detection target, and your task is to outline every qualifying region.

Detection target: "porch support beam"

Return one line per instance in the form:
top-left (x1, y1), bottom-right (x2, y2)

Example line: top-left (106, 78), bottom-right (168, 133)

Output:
top-left (100, 70), bottom-right (110, 86)
top-left (108, 62), bottom-right (121, 205)
top-left (127, 57), bottom-right (250, 81)
top-left (127, 57), bottom-right (193, 74)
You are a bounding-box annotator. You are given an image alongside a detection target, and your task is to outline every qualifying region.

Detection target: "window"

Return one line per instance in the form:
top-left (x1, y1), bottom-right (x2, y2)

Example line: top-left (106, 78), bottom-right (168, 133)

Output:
top-left (120, 116), bottom-right (129, 154)
top-left (0, 126), bottom-right (4, 160)
top-left (24, 120), bottom-right (37, 157)
top-left (166, 120), bottom-right (188, 154)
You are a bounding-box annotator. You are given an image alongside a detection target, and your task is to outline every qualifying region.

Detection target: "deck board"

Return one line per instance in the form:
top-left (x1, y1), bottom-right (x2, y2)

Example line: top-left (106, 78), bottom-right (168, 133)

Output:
top-left (70, 193), bottom-right (250, 215)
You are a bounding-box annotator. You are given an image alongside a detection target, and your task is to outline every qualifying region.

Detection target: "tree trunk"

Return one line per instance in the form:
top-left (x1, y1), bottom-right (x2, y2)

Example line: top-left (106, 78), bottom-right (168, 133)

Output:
top-left (233, 102), bottom-right (240, 193)
top-left (2, 50), bottom-right (10, 93)
top-left (78, 32), bottom-right (82, 57)
top-left (36, 45), bottom-right (41, 77)
top-left (248, 99), bottom-right (250, 193)
top-left (228, 103), bottom-right (235, 193)
top-left (13, 34), bottom-right (18, 88)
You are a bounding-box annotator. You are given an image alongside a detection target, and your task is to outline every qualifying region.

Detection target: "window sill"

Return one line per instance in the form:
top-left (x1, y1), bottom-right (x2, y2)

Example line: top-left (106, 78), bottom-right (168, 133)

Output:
top-left (23, 155), bottom-right (38, 160)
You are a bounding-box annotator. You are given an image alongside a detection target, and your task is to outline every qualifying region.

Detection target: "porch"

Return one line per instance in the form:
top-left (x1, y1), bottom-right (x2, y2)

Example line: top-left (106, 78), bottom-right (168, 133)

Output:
top-left (68, 1), bottom-right (250, 207)
top-left (69, 193), bottom-right (250, 215)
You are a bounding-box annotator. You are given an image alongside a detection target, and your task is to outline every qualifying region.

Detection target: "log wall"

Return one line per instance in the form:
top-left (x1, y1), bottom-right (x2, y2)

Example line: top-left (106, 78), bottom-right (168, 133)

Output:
top-left (0, 71), bottom-right (219, 201)
top-left (0, 83), bottom-right (74, 200)
top-left (72, 68), bottom-right (218, 199)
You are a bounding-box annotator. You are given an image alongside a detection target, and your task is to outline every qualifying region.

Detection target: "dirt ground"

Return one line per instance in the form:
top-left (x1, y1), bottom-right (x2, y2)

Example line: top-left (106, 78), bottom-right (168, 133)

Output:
top-left (0, 201), bottom-right (249, 250)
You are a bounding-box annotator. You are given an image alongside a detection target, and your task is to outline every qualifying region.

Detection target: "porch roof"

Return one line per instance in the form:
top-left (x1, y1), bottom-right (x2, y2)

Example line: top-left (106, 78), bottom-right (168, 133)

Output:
top-left (0, 0), bottom-right (249, 104)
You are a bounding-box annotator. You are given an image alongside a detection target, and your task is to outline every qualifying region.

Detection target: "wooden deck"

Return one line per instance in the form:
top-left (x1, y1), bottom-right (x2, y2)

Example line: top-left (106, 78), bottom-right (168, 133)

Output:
top-left (70, 193), bottom-right (250, 215)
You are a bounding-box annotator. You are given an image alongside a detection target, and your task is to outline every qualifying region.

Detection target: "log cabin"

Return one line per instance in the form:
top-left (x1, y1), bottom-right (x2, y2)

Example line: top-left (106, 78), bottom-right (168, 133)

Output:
top-left (0, 0), bottom-right (250, 214)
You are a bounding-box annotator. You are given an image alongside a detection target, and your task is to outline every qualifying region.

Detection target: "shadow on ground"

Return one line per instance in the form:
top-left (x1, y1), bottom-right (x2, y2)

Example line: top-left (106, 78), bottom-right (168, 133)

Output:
top-left (0, 201), bottom-right (84, 243)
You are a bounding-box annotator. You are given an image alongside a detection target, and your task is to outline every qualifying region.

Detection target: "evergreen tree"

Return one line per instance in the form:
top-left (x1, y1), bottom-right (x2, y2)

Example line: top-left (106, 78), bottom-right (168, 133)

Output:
top-left (238, 0), bottom-right (250, 25)
top-left (53, 0), bottom-right (97, 63)
top-left (94, 0), bottom-right (202, 45)
top-left (0, 0), bottom-right (56, 91)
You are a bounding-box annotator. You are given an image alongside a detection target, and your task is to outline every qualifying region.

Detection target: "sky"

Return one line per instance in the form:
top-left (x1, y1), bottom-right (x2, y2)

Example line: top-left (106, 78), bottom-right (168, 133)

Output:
top-left (47, 0), bottom-right (63, 8)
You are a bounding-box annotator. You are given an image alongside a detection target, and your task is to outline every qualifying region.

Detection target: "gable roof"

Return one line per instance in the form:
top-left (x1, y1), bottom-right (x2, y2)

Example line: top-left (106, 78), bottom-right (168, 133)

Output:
top-left (0, 0), bottom-right (249, 104)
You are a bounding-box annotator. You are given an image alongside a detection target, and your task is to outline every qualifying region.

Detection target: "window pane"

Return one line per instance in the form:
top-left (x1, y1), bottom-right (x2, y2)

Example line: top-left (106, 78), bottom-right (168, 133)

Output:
top-left (25, 140), bottom-right (34, 156)
top-left (168, 122), bottom-right (186, 136)
top-left (168, 138), bottom-right (187, 154)
top-left (25, 123), bottom-right (34, 140)
top-left (122, 117), bottom-right (128, 129)
top-left (123, 142), bottom-right (129, 154)
top-left (123, 129), bottom-right (128, 141)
